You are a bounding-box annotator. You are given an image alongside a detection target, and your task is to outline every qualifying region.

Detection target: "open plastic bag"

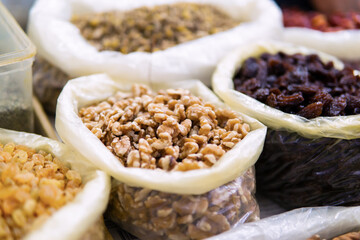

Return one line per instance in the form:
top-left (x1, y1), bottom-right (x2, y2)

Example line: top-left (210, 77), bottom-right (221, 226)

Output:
top-left (0, 128), bottom-right (111, 240)
top-left (55, 74), bottom-right (267, 239)
top-left (284, 24), bottom-right (360, 61)
top-left (212, 41), bottom-right (360, 209)
top-left (208, 206), bottom-right (360, 240)
top-left (28, 0), bottom-right (282, 87)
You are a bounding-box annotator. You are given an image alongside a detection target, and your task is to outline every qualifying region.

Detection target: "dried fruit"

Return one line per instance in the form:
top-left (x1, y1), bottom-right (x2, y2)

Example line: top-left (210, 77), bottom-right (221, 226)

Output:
top-left (233, 52), bottom-right (360, 118)
top-left (0, 142), bottom-right (82, 239)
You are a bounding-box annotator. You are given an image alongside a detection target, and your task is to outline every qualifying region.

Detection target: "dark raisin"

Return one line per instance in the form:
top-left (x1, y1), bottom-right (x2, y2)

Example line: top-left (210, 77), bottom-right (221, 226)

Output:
top-left (297, 102), bottom-right (323, 119)
top-left (233, 51), bottom-right (360, 119)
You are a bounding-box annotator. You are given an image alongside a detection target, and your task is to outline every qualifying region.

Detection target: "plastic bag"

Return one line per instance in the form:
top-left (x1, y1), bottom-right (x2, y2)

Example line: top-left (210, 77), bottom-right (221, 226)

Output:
top-left (55, 74), bottom-right (267, 238)
top-left (0, 128), bottom-right (111, 240)
top-left (28, 0), bottom-right (282, 87)
top-left (284, 26), bottom-right (360, 61)
top-left (107, 167), bottom-right (258, 240)
top-left (207, 206), bottom-right (360, 240)
top-left (212, 41), bottom-right (360, 208)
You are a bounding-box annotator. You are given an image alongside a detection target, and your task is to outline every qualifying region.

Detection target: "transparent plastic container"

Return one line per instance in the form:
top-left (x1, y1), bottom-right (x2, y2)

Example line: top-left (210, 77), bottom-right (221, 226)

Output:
top-left (0, 2), bottom-right (36, 132)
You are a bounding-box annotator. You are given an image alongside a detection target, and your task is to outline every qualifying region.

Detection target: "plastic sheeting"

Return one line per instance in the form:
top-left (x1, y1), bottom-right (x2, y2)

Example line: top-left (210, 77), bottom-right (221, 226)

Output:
top-left (209, 206), bottom-right (360, 240)
top-left (107, 168), bottom-right (259, 240)
top-left (284, 27), bottom-right (360, 61)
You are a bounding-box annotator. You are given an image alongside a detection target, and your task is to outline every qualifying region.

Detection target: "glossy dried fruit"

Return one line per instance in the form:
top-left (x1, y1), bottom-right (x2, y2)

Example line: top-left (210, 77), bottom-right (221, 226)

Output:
top-left (0, 142), bottom-right (83, 239)
top-left (233, 52), bottom-right (360, 118)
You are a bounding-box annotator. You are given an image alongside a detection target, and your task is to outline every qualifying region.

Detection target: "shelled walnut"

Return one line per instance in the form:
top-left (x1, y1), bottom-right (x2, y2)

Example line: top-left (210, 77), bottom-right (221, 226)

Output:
top-left (71, 3), bottom-right (238, 54)
top-left (0, 142), bottom-right (83, 239)
top-left (307, 231), bottom-right (360, 240)
top-left (107, 167), bottom-right (258, 240)
top-left (79, 84), bottom-right (250, 171)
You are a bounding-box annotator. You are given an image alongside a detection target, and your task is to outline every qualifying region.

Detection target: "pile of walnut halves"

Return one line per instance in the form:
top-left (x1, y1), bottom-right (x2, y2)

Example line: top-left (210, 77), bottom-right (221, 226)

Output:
top-left (55, 74), bottom-right (267, 239)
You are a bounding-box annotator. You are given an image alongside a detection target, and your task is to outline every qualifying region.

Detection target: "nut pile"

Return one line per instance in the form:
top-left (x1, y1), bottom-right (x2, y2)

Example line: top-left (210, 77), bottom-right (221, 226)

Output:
top-left (308, 231), bottom-right (360, 240)
top-left (80, 84), bottom-right (250, 171)
top-left (0, 142), bottom-right (82, 239)
top-left (71, 3), bottom-right (238, 53)
top-left (283, 8), bottom-right (360, 32)
top-left (233, 52), bottom-right (360, 119)
top-left (107, 168), bottom-right (258, 240)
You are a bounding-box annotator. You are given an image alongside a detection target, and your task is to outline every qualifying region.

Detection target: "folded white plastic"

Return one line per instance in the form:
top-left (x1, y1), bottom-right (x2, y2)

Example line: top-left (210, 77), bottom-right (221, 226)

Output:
top-left (209, 206), bottom-right (360, 240)
top-left (28, 0), bottom-right (282, 86)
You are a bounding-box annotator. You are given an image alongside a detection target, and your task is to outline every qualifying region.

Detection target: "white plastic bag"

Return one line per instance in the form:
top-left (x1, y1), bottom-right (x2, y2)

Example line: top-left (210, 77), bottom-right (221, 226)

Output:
top-left (28, 0), bottom-right (282, 86)
top-left (55, 74), bottom-right (266, 239)
top-left (55, 73), bottom-right (266, 195)
top-left (212, 41), bottom-right (360, 140)
top-left (212, 40), bottom-right (360, 209)
top-left (0, 128), bottom-right (111, 240)
top-left (284, 27), bottom-right (360, 61)
top-left (208, 206), bottom-right (360, 240)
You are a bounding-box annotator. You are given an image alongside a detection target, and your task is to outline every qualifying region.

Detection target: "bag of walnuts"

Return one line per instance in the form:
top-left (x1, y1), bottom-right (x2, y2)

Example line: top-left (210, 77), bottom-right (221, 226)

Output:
top-left (0, 128), bottom-right (111, 240)
top-left (28, 0), bottom-right (282, 113)
top-left (55, 74), bottom-right (267, 239)
top-left (212, 41), bottom-right (360, 209)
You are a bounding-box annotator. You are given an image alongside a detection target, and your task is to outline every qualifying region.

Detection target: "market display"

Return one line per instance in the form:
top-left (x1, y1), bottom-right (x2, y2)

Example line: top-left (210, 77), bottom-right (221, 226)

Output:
top-left (0, 142), bottom-right (82, 239)
top-left (72, 3), bottom-right (238, 53)
top-left (233, 52), bottom-right (360, 118)
top-left (2, 0), bottom-right (359, 238)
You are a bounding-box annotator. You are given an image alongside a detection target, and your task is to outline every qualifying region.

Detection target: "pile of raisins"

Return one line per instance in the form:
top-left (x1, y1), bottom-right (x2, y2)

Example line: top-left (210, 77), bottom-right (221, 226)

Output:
top-left (233, 52), bottom-right (360, 119)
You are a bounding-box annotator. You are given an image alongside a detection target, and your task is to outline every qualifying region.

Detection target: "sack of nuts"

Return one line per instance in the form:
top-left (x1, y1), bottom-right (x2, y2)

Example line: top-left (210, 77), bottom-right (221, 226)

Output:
top-left (28, 0), bottom-right (282, 113)
top-left (0, 128), bottom-right (110, 240)
top-left (212, 41), bottom-right (360, 209)
top-left (282, 8), bottom-right (360, 68)
top-left (55, 74), bottom-right (267, 239)
top-left (207, 206), bottom-right (360, 240)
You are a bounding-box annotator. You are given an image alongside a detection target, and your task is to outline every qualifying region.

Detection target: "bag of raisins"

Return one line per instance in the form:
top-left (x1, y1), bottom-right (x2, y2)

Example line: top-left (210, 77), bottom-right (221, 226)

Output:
top-left (55, 73), bottom-right (267, 239)
top-left (283, 9), bottom-right (360, 67)
top-left (0, 128), bottom-right (111, 240)
top-left (28, 0), bottom-right (282, 113)
top-left (213, 41), bottom-right (360, 209)
top-left (209, 206), bottom-right (360, 240)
